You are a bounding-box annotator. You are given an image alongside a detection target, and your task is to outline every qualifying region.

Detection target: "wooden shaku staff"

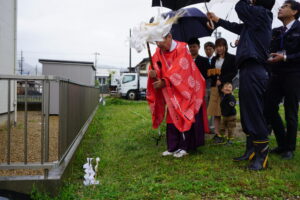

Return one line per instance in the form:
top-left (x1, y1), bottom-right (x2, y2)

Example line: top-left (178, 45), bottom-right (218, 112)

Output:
top-left (147, 42), bottom-right (155, 71)
top-left (147, 42), bottom-right (162, 76)
top-left (146, 42), bottom-right (162, 146)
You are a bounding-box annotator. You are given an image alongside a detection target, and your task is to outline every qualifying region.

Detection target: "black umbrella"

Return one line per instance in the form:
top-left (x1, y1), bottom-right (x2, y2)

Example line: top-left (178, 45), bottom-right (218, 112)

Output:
top-left (163, 8), bottom-right (213, 42)
top-left (152, 0), bottom-right (211, 11)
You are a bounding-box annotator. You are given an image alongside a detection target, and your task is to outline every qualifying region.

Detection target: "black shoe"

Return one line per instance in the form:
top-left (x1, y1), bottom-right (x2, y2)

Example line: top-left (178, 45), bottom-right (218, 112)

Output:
top-left (212, 134), bottom-right (219, 140)
top-left (248, 140), bottom-right (269, 171)
top-left (281, 151), bottom-right (294, 160)
top-left (270, 147), bottom-right (285, 155)
top-left (213, 135), bottom-right (225, 144)
top-left (226, 139), bottom-right (233, 145)
top-left (233, 136), bottom-right (254, 161)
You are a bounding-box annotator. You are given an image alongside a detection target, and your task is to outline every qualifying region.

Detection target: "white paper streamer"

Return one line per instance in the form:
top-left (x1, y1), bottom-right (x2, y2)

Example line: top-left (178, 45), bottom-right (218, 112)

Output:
top-left (130, 9), bottom-right (184, 53)
top-left (83, 157), bottom-right (100, 186)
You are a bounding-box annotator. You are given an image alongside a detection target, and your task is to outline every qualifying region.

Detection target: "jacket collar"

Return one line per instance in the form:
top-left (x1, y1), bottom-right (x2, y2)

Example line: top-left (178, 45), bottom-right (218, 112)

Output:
top-left (286, 20), bottom-right (299, 33)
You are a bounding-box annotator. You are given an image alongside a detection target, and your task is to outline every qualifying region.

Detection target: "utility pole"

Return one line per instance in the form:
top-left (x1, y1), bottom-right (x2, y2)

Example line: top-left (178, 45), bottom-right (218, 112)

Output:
top-left (94, 52), bottom-right (100, 69)
top-left (19, 51), bottom-right (24, 75)
top-left (35, 65), bottom-right (38, 75)
top-left (129, 29), bottom-right (132, 71)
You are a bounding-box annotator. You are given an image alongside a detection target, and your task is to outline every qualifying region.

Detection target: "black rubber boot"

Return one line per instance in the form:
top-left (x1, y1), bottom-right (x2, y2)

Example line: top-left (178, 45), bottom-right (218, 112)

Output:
top-left (233, 135), bottom-right (255, 161)
top-left (248, 140), bottom-right (269, 171)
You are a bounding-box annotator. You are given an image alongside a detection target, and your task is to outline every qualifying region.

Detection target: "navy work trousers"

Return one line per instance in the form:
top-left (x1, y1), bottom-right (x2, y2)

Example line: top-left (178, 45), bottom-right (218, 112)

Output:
top-left (239, 59), bottom-right (269, 141)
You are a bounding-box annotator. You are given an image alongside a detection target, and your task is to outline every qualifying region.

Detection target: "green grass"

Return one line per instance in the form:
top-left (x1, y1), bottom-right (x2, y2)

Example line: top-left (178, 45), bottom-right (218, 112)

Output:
top-left (233, 88), bottom-right (300, 130)
top-left (32, 98), bottom-right (300, 200)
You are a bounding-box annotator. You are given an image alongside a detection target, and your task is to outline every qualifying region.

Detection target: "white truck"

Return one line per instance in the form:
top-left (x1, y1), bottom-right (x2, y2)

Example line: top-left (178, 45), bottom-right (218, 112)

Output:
top-left (109, 71), bottom-right (120, 93)
top-left (118, 73), bottom-right (147, 100)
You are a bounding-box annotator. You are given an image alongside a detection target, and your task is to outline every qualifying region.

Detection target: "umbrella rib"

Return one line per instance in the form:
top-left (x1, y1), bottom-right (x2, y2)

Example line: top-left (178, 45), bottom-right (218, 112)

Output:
top-left (224, 4), bottom-right (235, 21)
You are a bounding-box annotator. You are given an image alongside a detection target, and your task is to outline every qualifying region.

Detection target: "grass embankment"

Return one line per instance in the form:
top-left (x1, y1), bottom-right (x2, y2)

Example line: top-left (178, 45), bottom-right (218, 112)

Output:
top-left (32, 98), bottom-right (300, 200)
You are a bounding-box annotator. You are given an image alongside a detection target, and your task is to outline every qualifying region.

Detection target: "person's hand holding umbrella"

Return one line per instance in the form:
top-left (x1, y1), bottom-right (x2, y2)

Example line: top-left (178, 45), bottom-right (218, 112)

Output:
top-left (206, 12), bottom-right (219, 29)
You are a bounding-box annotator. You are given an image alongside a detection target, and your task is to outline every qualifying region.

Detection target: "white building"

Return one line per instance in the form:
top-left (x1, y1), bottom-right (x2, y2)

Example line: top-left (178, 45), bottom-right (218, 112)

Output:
top-left (96, 69), bottom-right (110, 85)
top-left (96, 67), bottom-right (124, 86)
top-left (0, 0), bottom-right (17, 126)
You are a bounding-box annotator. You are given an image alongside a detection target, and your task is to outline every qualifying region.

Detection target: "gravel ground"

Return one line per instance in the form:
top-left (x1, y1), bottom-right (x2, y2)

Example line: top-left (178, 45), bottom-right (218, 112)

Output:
top-left (0, 111), bottom-right (58, 176)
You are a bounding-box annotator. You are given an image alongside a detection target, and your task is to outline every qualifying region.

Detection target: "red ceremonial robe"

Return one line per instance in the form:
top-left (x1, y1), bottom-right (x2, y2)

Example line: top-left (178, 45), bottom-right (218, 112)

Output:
top-left (147, 41), bottom-right (209, 133)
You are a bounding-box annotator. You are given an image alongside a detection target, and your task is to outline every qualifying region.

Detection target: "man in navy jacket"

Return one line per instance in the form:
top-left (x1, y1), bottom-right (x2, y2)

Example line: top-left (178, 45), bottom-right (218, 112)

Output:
top-left (207, 0), bottom-right (275, 170)
top-left (265, 0), bottom-right (300, 160)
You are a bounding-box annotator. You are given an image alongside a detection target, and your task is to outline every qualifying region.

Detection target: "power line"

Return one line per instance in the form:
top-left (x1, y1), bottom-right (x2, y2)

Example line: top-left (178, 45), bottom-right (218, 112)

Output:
top-left (16, 50), bottom-right (129, 59)
top-left (17, 51), bottom-right (93, 56)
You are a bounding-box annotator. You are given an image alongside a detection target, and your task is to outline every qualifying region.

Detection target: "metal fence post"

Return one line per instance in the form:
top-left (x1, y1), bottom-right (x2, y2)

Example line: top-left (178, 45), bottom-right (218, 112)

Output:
top-left (44, 80), bottom-right (50, 162)
top-left (44, 80), bottom-right (50, 178)
top-left (24, 81), bottom-right (28, 164)
top-left (58, 81), bottom-right (62, 160)
top-left (7, 80), bottom-right (11, 165)
top-left (66, 82), bottom-right (69, 155)
top-left (58, 80), bottom-right (66, 160)
top-left (41, 80), bottom-right (45, 164)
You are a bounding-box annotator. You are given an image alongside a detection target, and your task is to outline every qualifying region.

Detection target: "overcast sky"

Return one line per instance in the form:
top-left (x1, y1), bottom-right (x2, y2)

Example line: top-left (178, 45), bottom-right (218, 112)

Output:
top-left (17, 0), bottom-right (284, 73)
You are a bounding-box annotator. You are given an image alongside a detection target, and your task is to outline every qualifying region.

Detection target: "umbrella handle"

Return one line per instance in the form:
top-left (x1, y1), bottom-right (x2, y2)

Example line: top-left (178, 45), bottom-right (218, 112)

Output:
top-left (204, 2), bottom-right (215, 30)
top-left (230, 42), bottom-right (237, 48)
top-left (209, 19), bottom-right (215, 30)
top-left (230, 36), bottom-right (240, 48)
